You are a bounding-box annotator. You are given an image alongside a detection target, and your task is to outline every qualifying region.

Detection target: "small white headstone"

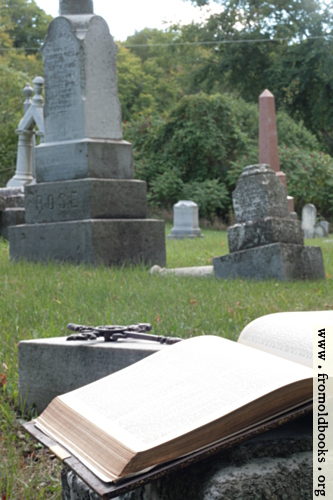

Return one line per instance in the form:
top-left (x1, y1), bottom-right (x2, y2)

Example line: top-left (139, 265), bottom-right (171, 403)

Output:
top-left (301, 204), bottom-right (316, 238)
top-left (168, 200), bottom-right (202, 239)
top-left (319, 220), bottom-right (329, 236)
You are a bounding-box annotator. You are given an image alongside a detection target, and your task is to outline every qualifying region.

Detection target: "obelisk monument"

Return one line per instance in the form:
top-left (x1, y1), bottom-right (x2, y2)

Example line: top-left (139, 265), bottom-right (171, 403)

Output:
top-left (9, 0), bottom-right (166, 266)
top-left (259, 90), bottom-right (295, 214)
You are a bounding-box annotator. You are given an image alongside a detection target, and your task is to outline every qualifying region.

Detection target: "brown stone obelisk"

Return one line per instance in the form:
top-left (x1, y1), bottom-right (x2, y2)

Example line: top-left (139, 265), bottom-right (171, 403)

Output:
top-left (259, 89), bottom-right (294, 212)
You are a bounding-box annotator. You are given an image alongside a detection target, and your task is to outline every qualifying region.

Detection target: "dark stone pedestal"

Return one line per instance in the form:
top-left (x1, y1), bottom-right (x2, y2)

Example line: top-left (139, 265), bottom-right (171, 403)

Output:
top-left (61, 414), bottom-right (312, 500)
top-left (214, 243), bottom-right (325, 281)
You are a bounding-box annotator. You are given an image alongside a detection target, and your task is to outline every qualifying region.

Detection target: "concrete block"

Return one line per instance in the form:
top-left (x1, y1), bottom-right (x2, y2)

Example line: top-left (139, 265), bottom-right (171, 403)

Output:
top-left (213, 243), bottom-right (325, 281)
top-left (19, 337), bottom-right (167, 414)
top-left (35, 139), bottom-right (133, 183)
top-left (227, 217), bottom-right (304, 253)
top-left (9, 219), bottom-right (166, 267)
top-left (25, 179), bottom-right (147, 223)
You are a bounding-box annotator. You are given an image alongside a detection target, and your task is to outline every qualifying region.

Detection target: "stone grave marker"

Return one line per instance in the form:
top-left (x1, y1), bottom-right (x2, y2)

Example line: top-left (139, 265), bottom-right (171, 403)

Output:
top-left (9, 0), bottom-right (166, 266)
top-left (259, 89), bottom-right (295, 215)
top-left (168, 200), bottom-right (202, 239)
top-left (213, 164), bottom-right (325, 281)
top-left (301, 204), bottom-right (316, 238)
top-left (0, 188), bottom-right (25, 239)
top-left (318, 220), bottom-right (329, 236)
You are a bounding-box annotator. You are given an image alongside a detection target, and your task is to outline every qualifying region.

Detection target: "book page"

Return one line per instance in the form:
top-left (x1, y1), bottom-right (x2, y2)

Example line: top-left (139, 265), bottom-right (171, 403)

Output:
top-left (238, 311), bottom-right (333, 367)
top-left (36, 334), bottom-right (312, 478)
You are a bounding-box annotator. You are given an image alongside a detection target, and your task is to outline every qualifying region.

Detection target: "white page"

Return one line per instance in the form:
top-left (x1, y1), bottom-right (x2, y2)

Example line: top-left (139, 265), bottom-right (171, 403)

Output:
top-left (37, 335), bottom-right (312, 460)
top-left (238, 311), bottom-right (333, 367)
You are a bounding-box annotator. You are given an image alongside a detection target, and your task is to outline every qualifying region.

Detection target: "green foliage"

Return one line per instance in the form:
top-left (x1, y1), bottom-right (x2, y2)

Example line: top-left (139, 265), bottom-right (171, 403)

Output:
top-left (129, 93), bottom-right (249, 217)
top-left (227, 146), bottom-right (333, 219)
top-left (1, 230), bottom-right (333, 495)
top-left (118, 28), bottom-right (187, 121)
top-left (0, 62), bottom-right (33, 186)
top-left (280, 147), bottom-right (333, 218)
top-left (182, 179), bottom-right (229, 219)
top-left (0, 0), bottom-right (47, 187)
top-left (129, 91), bottom-right (326, 219)
top-left (2, 0), bottom-right (52, 51)
top-left (182, 0), bottom-right (333, 153)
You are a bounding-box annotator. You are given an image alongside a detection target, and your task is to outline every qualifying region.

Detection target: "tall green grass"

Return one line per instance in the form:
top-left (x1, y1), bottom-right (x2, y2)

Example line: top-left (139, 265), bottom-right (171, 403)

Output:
top-left (1, 225), bottom-right (333, 498)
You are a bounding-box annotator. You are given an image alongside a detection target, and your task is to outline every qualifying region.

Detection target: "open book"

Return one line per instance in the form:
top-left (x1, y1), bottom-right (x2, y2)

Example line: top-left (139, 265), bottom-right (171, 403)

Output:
top-left (33, 311), bottom-right (328, 484)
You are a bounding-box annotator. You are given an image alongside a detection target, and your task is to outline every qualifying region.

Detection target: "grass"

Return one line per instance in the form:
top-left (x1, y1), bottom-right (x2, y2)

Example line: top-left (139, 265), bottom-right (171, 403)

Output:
top-left (1, 223), bottom-right (333, 498)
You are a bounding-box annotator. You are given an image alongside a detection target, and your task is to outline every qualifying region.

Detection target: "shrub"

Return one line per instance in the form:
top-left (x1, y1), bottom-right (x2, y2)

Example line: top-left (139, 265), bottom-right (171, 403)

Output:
top-left (126, 91), bottom-right (330, 219)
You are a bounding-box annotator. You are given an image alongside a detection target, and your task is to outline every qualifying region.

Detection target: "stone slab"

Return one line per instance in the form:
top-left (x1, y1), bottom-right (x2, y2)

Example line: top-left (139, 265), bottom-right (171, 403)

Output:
top-left (25, 179), bottom-right (147, 223)
top-left (0, 208), bottom-right (25, 239)
top-left (42, 15), bottom-right (122, 143)
top-left (233, 165), bottom-right (290, 223)
top-left (18, 337), bottom-right (167, 414)
top-left (61, 413), bottom-right (312, 500)
top-left (150, 265), bottom-right (213, 277)
top-left (227, 217), bottom-right (304, 253)
top-left (9, 219), bottom-right (166, 267)
top-left (35, 139), bottom-right (133, 183)
top-left (213, 243), bottom-right (325, 281)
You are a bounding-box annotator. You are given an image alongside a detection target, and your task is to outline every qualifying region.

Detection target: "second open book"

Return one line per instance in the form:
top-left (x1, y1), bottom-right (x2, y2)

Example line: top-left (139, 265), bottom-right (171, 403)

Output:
top-left (34, 311), bottom-right (329, 483)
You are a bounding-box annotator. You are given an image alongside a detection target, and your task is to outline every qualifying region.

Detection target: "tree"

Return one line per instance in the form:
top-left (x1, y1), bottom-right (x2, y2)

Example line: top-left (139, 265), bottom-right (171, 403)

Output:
top-left (127, 91), bottom-right (332, 219)
top-left (2, 0), bottom-right (52, 51)
top-left (182, 0), bottom-right (333, 153)
top-left (0, 62), bottom-right (33, 186)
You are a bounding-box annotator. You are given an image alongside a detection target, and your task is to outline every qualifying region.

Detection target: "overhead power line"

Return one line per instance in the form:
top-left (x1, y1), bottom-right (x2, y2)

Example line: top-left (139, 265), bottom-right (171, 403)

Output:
top-left (122, 34), bottom-right (332, 48)
top-left (0, 34), bottom-right (330, 51)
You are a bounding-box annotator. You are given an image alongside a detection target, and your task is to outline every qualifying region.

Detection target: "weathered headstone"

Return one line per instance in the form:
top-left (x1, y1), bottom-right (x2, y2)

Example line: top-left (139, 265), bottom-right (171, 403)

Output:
top-left (259, 90), bottom-right (295, 215)
top-left (168, 200), bottom-right (202, 239)
top-left (9, 0), bottom-right (166, 266)
top-left (301, 204), bottom-right (316, 238)
top-left (0, 188), bottom-right (25, 239)
top-left (318, 220), bottom-right (329, 236)
top-left (213, 164), bottom-right (325, 281)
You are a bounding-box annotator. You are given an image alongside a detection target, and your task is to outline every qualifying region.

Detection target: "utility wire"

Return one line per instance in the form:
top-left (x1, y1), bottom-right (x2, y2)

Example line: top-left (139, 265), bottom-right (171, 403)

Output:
top-left (0, 33), bottom-right (330, 51)
top-left (122, 34), bottom-right (332, 47)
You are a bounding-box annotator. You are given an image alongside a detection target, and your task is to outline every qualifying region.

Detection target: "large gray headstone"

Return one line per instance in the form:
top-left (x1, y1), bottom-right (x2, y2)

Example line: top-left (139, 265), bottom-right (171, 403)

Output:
top-left (42, 15), bottom-right (121, 145)
top-left (9, 3), bottom-right (166, 267)
top-left (213, 164), bottom-right (325, 281)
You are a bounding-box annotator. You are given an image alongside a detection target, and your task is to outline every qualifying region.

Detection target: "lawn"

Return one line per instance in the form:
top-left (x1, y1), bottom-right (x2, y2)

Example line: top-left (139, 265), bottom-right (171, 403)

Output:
top-left (1, 224), bottom-right (332, 498)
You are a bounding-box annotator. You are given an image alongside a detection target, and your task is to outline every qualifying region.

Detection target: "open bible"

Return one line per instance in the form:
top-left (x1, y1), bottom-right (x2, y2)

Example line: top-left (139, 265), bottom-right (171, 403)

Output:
top-left (31, 311), bottom-right (327, 484)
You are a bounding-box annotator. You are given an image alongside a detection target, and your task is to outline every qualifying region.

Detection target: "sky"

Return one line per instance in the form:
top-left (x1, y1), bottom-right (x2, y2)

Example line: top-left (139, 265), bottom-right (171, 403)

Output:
top-left (34, 0), bottom-right (222, 41)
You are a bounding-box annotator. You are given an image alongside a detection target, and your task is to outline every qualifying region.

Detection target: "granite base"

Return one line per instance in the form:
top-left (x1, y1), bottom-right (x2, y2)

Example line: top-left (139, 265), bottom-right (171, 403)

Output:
top-left (9, 219), bottom-right (166, 267)
top-left (213, 243), bottom-right (325, 281)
